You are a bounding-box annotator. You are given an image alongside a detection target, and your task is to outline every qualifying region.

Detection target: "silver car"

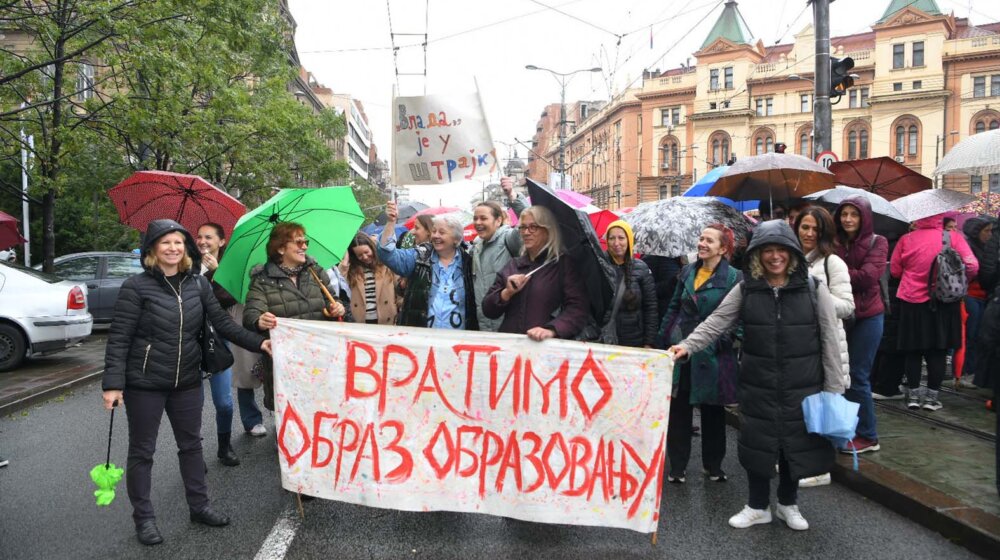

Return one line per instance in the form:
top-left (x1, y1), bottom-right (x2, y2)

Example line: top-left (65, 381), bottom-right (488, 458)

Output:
top-left (0, 261), bottom-right (94, 371)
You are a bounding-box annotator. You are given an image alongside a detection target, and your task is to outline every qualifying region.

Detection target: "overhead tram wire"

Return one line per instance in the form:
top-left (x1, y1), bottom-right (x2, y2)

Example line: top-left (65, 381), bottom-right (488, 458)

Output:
top-left (386, 0), bottom-right (400, 92)
top-left (527, 0), bottom-right (623, 42)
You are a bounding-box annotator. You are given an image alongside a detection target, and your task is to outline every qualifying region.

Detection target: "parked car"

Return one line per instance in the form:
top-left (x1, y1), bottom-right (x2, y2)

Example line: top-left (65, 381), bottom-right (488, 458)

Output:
top-left (42, 252), bottom-right (142, 324)
top-left (0, 261), bottom-right (93, 371)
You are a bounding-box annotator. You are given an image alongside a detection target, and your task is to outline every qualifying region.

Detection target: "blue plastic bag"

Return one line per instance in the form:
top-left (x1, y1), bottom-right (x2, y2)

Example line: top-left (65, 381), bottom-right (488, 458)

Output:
top-left (802, 391), bottom-right (860, 469)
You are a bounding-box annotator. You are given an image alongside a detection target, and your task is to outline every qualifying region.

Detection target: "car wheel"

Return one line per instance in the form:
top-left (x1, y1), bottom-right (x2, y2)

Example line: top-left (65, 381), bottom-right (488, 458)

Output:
top-left (0, 323), bottom-right (27, 372)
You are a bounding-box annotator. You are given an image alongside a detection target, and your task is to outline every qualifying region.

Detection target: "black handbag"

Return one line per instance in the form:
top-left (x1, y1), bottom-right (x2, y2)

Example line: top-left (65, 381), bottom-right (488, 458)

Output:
top-left (597, 275), bottom-right (627, 345)
top-left (197, 276), bottom-right (234, 374)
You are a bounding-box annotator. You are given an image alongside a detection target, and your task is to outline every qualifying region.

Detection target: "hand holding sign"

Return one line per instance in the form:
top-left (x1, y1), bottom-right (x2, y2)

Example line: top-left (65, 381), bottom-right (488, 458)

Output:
top-left (385, 200), bottom-right (398, 223)
top-left (500, 176), bottom-right (515, 198)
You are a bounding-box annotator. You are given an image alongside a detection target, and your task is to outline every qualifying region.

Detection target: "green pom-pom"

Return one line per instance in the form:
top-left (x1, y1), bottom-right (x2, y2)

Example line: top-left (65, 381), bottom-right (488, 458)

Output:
top-left (90, 463), bottom-right (124, 507)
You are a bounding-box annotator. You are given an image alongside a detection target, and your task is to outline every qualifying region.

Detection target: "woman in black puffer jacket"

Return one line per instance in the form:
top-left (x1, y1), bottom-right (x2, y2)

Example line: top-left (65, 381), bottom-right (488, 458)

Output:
top-left (102, 219), bottom-right (270, 546)
top-left (604, 220), bottom-right (657, 347)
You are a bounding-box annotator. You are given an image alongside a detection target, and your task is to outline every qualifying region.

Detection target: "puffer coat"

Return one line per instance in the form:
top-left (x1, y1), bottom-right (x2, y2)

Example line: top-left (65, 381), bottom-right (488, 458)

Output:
top-left (243, 257), bottom-right (349, 332)
top-left (604, 220), bottom-right (658, 347)
top-left (806, 250), bottom-right (854, 384)
top-left (677, 220), bottom-right (844, 480)
top-left (103, 219), bottom-right (265, 392)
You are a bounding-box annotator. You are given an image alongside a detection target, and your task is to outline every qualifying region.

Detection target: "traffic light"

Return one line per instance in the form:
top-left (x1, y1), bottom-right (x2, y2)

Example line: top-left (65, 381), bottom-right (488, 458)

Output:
top-left (830, 56), bottom-right (855, 100)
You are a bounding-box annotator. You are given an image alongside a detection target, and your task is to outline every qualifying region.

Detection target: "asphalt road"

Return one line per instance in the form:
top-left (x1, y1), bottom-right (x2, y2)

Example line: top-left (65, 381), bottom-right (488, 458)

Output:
top-left (0, 381), bottom-right (981, 560)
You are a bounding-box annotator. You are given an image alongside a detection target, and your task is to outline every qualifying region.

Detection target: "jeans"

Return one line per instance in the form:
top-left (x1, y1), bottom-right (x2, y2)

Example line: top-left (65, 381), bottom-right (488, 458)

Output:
top-left (237, 388), bottom-right (263, 431)
top-left (208, 368), bottom-right (234, 435)
top-left (124, 385), bottom-right (209, 524)
top-left (846, 314), bottom-right (883, 442)
top-left (747, 451), bottom-right (797, 509)
top-left (964, 297), bottom-right (986, 384)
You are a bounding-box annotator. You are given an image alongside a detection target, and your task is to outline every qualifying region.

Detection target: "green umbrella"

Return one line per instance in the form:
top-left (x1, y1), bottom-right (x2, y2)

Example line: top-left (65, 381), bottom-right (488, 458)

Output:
top-left (214, 187), bottom-right (364, 303)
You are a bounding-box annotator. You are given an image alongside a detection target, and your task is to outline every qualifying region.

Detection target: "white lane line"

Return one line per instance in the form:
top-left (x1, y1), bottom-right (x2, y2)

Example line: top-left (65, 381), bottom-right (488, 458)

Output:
top-left (254, 507), bottom-right (301, 560)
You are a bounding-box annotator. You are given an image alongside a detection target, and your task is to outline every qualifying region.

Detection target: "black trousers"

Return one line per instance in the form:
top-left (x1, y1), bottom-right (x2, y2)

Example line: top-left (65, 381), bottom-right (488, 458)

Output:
top-left (666, 365), bottom-right (727, 475)
top-left (904, 350), bottom-right (946, 391)
top-left (124, 384), bottom-right (209, 524)
top-left (747, 450), bottom-right (797, 509)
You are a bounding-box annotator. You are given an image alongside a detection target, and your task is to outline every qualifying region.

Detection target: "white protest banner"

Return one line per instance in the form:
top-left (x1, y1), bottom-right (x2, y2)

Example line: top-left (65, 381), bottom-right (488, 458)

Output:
top-left (391, 92), bottom-right (497, 186)
top-left (271, 319), bottom-right (673, 533)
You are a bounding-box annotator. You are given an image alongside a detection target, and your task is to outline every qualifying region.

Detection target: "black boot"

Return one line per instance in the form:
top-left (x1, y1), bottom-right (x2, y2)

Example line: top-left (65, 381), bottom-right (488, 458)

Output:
top-left (135, 520), bottom-right (164, 545)
top-left (217, 432), bottom-right (240, 466)
top-left (190, 507), bottom-right (230, 527)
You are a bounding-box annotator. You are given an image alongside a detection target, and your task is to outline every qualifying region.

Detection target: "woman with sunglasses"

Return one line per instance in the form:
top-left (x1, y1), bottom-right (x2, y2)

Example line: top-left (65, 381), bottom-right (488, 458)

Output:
top-left (481, 205), bottom-right (589, 341)
top-left (244, 222), bottom-right (350, 411)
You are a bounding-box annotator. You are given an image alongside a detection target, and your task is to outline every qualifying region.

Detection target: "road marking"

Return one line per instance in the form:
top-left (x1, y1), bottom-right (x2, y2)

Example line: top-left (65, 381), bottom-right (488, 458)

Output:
top-left (254, 507), bottom-right (300, 560)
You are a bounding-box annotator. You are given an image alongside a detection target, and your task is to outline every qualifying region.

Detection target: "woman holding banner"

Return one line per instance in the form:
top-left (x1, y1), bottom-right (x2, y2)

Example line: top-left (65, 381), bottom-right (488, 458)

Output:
top-left (659, 224), bottom-right (742, 485)
top-left (378, 200), bottom-right (479, 330)
top-left (482, 205), bottom-right (588, 341)
top-left (670, 220), bottom-right (845, 532)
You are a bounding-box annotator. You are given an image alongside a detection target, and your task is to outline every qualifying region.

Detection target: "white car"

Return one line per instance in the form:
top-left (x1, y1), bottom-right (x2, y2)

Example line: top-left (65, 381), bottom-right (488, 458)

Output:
top-left (0, 261), bottom-right (94, 371)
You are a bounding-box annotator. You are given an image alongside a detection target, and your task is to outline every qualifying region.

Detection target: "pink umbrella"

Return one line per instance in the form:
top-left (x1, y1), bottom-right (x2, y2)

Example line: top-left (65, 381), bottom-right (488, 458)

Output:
top-left (526, 189), bottom-right (593, 209)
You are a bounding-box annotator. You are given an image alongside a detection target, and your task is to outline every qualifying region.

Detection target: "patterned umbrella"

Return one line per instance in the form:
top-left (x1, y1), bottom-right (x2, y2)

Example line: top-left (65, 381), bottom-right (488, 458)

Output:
top-left (805, 186), bottom-right (909, 234)
top-left (934, 129), bottom-right (1000, 176)
top-left (108, 170), bottom-right (246, 235)
top-left (707, 152), bottom-right (833, 202)
top-left (623, 198), bottom-right (752, 258)
top-left (891, 189), bottom-right (977, 223)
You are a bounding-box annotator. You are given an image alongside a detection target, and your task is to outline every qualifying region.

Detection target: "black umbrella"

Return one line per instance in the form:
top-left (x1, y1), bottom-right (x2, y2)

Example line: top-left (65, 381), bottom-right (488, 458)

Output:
top-left (374, 201), bottom-right (429, 226)
top-left (526, 179), bottom-right (615, 327)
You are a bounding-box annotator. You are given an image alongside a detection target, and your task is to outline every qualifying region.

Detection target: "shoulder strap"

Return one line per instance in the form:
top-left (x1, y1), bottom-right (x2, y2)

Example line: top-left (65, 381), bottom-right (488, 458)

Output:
top-left (823, 255), bottom-right (830, 286)
top-left (808, 276), bottom-right (820, 319)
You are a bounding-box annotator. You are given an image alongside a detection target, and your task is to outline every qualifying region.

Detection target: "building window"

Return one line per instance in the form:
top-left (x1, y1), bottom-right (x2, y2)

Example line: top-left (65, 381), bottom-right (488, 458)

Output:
top-left (993, 175), bottom-right (1000, 193)
top-left (801, 94), bottom-right (811, 113)
top-left (849, 90), bottom-right (858, 108)
top-left (710, 69), bottom-right (719, 90)
top-left (908, 125), bottom-right (918, 155)
top-left (766, 98), bottom-right (773, 116)
top-left (752, 128), bottom-right (775, 155)
top-left (724, 66), bottom-right (734, 89)
top-left (912, 41), bottom-right (924, 66)
top-left (895, 126), bottom-right (905, 156)
top-left (660, 107), bottom-right (681, 127)
top-left (893, 44), bottom-right (904, 69)
top-left (848, 130), bottom-right (857, 159)
top-left (659, 185), bottom-right (668, 199)
top-left (893, 82), bottom-right (902, 92)
top-left (671, 184), bottom-right (682, 197)
top-left (798, 126), bottom-right (813, 157)
top-left (992, 75), bottom-right (1000, 97)
top-left (756, 98), bottom-right (774, 116)
top-left (637, 114), bottom-right (642, 134)
top-left (913, 80), bottom-right (922, 90)
top-left (755, 99), bottom-right (763, 116)
top-left (709, 102), bottom-right (717, 110)
top-left (975, 76), bottom-right (986, 98)
top-left (660, 137), bottom-right (679, 172)
top-left (860, 87), bottom-right (869, 107)
top-left (709, 131), bottom-right (731, 166)
top-left (972, 176), bottom-right (983, 193)
top-left (76, 62), bottom-right (95, 101)
top-left (860, 129), bottom-right (869, 158)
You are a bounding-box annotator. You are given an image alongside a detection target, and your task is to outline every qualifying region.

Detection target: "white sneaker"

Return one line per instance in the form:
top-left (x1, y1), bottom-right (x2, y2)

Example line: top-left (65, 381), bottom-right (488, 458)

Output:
top-left (798, 473), bottom-right (831, 488)
top-left (775, 504), bottom-right (809, 530)
top-left (728, 505), bottom-right (772, 528)
top-left (250, 424), bottom-right (267, 437)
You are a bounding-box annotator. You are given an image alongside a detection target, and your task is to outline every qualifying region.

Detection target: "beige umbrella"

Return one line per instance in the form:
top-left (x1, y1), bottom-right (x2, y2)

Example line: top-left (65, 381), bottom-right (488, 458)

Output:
top-left (706, 152), bottom-right (834, 206)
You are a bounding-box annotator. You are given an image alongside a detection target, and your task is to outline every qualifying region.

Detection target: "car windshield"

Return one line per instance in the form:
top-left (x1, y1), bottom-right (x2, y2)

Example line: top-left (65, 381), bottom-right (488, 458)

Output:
top-left (0, 261), bottom-right (62, 284)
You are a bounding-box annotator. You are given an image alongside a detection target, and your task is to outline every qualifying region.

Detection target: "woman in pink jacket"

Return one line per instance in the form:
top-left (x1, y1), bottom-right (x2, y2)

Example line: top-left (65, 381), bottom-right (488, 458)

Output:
top-left (890, 213), bottom-right (978, 411)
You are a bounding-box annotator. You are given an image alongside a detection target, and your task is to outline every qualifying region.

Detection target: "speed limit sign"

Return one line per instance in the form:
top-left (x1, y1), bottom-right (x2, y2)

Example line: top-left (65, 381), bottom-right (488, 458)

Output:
top-left (816, 151), bottom-right (839, 169)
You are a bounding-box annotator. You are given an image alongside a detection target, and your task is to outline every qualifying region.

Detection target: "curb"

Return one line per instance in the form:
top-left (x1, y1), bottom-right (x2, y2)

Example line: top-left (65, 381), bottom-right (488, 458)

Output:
top-left (0, 369), bottom-right (103, 416)
top-left (724, 409), bottom-right (997, 558)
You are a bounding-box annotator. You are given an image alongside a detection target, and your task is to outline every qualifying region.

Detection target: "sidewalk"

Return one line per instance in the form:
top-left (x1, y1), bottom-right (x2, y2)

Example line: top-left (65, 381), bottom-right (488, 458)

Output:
top-left (0, 334), bottom-right (106, 414)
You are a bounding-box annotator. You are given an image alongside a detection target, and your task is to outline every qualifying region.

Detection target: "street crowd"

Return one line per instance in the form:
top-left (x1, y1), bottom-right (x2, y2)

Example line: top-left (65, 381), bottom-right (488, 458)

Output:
top-left (99, 177), bottom-right (999, 545)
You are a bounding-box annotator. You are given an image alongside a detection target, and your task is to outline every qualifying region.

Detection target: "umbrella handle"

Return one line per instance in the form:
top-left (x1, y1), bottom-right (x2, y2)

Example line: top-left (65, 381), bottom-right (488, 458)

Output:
top-left (106, 403), bottom-right (116, 469)
top-left (307, 267), bottom-right (343, 322)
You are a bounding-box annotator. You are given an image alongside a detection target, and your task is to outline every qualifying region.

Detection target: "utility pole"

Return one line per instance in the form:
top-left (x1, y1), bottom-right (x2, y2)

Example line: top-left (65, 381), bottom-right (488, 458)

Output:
top-left (19, 104), bottom-right (33, 266)
top-left (813, 0), bottom-right (832, 159)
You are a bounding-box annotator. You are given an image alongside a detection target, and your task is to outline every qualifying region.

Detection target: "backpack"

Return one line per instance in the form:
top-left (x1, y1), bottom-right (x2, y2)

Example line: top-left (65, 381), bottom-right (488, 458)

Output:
top-left (929, 230), bottom-right (968, 304)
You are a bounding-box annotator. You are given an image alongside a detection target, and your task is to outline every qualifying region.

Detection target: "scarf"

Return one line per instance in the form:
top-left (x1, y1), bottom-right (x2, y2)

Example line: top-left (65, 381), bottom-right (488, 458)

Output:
top-left (277, 263), bottom-right (304, 278)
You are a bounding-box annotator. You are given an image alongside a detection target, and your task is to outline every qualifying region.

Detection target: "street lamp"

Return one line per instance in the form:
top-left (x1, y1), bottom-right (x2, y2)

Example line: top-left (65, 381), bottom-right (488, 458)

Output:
top-left (525, 64), bottom-right (602, 189)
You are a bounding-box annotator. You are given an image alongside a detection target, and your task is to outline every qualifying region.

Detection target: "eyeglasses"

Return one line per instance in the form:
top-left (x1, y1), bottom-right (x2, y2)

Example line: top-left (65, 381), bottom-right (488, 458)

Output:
top-left (517, 224), bottom-right (547, 234)
top-left (292, 238), bottom-right (309, 248)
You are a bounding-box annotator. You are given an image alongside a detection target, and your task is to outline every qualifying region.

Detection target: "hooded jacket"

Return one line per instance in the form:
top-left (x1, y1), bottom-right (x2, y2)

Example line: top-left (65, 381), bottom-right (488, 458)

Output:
top-left (677, 220), bottom-right (844, 479)
top-left (962, 217), bottom-right (998, 299)
top-left (604, 220), bottom-right (658, 347)
top-left (890, 214), bottom-right (979, 304)
top-left (834, 196), bottom-right (888, 319)
top-left (102, 219), bottom-right (265, 392)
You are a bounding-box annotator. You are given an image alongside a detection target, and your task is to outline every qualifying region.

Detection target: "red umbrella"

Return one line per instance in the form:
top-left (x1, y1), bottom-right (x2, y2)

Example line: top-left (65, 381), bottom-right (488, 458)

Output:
top-left (108, 170), bottom-right (246, 235)
top-left (588, 209), bottom-right (621, 251)
top-left (0, 210), bottom-right (27, 249)
top-left (829, 157), bottom-right (931, 201)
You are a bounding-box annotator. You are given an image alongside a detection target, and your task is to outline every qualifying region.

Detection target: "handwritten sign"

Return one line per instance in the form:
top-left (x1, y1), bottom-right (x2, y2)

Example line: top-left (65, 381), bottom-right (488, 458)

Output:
top-left (391, 93), bottom-right (498, 186)
top-left (271, 319), bottom-right (673, 533)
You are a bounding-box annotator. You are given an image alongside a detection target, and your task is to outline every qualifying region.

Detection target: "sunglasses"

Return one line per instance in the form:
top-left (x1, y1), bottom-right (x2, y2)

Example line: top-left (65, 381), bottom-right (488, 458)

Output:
top-left (517, 224), bottom-right (547, 234)
top-left (292, 238), bottom-right (309, 248)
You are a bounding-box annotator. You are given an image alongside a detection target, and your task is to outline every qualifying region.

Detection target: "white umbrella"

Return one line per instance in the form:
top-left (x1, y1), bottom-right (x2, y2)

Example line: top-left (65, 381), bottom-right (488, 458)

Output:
top-left (805, 186), bottom-right (909, 234)
top-left (891, 189), bottom-right (977, 223)
top-left (933, 129), bottom-right (1000, 176)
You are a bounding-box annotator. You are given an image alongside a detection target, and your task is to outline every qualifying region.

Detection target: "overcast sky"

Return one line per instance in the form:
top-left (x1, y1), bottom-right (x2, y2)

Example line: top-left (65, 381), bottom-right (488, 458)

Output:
top-left (289, 0), bottom-right (998, 207)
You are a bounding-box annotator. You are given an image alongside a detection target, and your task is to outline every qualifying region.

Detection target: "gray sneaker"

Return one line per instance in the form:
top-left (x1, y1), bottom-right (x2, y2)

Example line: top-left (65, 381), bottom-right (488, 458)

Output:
top-left (922, 389), bottom-right (943, 411)
top-left (905, 386), bottom-right (922, 410)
